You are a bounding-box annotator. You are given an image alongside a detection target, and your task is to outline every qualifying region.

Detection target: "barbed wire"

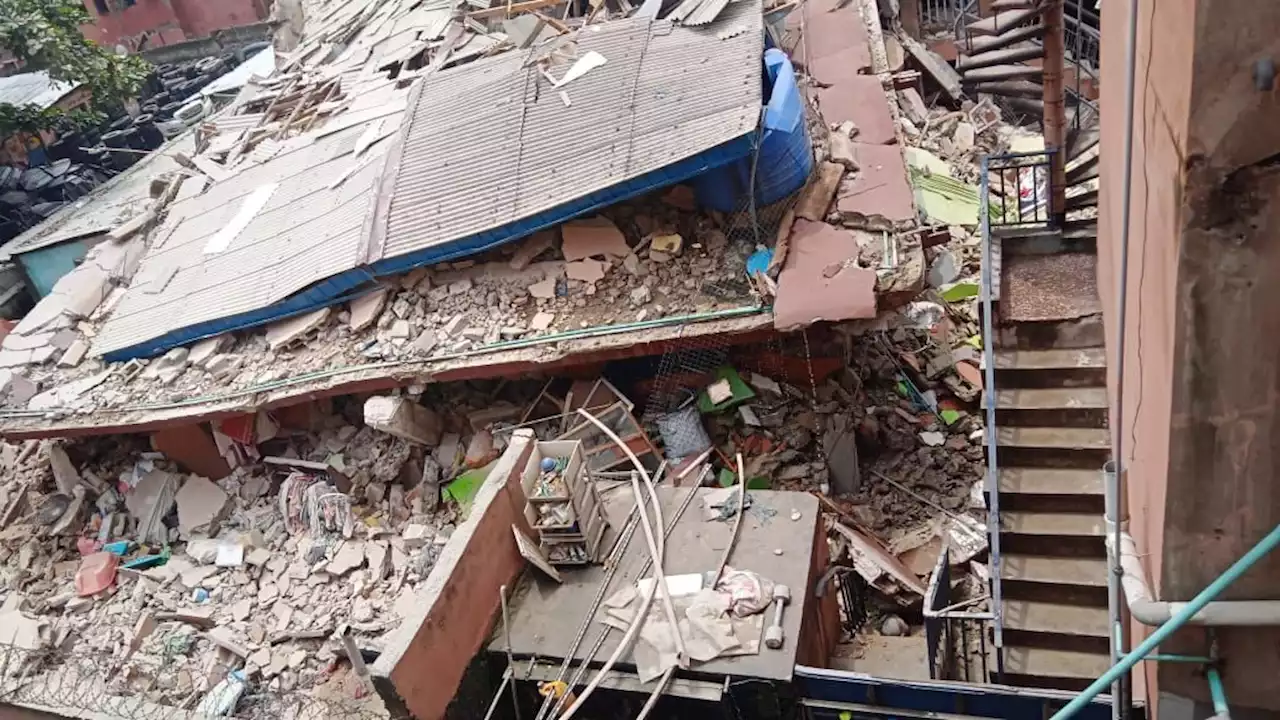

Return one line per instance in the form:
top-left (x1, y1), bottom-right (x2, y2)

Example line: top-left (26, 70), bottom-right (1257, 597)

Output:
top-left (0, 640), bottom-right (407, 720)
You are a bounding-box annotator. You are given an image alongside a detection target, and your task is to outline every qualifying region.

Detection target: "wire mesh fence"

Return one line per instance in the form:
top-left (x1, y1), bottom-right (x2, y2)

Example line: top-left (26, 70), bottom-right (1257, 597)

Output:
top-left (0, 640), bottom-right (404, 720)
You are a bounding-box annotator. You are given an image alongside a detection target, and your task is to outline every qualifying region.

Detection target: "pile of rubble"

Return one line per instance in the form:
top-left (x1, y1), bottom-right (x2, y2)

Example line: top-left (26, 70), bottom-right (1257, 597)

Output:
top-left (0, 185), bottom-right (759, 423)
top-left (0, 387), bottom-right (530, 710)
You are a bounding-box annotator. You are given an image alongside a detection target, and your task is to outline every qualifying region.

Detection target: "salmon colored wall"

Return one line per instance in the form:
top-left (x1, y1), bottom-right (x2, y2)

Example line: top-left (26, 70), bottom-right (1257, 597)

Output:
top-left (79, 0), bottom-right (267, 50)
top-left (1099, 0), bottom-right (1280, 714)
top-left (1097, 0), bottom-right (1191, 707)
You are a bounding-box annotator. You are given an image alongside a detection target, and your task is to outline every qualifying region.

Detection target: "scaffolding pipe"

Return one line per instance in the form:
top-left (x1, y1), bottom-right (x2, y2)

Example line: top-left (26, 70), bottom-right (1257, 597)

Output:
top-left (1206, 667), bottom-right (1231, 720)
top-left (1051, 522), bottom-right (1280, 720)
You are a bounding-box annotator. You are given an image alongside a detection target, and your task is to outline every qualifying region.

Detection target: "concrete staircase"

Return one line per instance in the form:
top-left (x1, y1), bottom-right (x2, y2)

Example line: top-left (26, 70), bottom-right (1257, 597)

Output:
top-left (984, 128), bottom-right (1108, 692)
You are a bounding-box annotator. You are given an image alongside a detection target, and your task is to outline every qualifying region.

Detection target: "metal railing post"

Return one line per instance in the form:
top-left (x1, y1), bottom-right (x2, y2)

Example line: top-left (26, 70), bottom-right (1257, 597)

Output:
top-left (978, 155), bottom-right (1005, 678)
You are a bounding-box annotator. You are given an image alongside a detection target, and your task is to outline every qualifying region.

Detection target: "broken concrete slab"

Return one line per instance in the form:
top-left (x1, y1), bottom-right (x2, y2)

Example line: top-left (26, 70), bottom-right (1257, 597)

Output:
top-left (328, 541), bottom-right (365, 575)
top-left (815, 75), bottom-right (897, 146)
top-left (46, 444), bottom-right (82, 496)
top-left (0, 370), bottom-right (37, 405)
top-left (830, 132), bottom-right (858, 170)
top-left (794, 162), bottom-right (844, 221)
top-left (125, 469), bottom-right (180, 545)
top-left (837, 143), bottom-right (917, 229)
top-left (206, 626), bottom-right (251, 657)
top-left (528, 277), bottom-right (557, 299)
top-left (773, 220), bottom-right (876, 331)
top-left (509, 230), bottom-right (558, 270)
top-left (175, 476), bottom-right (230, 536)
top-left (58, 339), bottom-right (88, 368)
top-left (561, 217), bottom-right (630, 261)
top-left (364, 396), bottom-right (442, 446)
top-left (266, 308), bottom-right (331, 350)
top-left (565, 259), bottom-right (607, 283)
top-left (349, 288), bottom-right (389, 331)
top-left (529, 312), bottom-right (555, 331)
top-left (189, 334), bottom-right (233, 368)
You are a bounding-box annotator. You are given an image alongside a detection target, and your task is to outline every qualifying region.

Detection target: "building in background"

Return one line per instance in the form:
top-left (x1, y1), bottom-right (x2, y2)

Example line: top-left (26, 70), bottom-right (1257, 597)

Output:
top-left (77, 0), bottom-right (270, 53)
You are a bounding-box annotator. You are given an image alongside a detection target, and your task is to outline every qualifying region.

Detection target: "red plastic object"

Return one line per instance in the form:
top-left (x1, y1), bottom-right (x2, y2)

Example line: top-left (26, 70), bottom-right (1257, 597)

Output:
top-left (76, 537), bottom-right (101, 556)
top-left (75, 552), bottom-right (119, 597)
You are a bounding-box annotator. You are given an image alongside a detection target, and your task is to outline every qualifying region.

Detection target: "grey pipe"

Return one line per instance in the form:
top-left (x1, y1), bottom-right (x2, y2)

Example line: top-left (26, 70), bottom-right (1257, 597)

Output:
top-left (1103, 462), bottom-right (1122, 720)
top-left (1104, 467), bottom-right (1280, 626)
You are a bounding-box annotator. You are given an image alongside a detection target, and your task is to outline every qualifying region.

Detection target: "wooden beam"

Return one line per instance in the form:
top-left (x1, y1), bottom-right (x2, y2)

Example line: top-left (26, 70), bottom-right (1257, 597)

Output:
top-left (467, 0), bottom-right (561, 19)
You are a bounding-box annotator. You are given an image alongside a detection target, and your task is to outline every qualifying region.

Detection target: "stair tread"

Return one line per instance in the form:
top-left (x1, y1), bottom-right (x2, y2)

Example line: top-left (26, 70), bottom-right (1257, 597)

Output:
top-left (962, 64), bottom-right (1044, 82)
top-left (996, 467), bottom-right (1105, 495)
top-left (968, 23), bottom-right (1046, 54)
top-left (1067, 127), bottom-right (1100, 160)
top-left (1066, 153), bottom-right (1100, 183)
top-left (996, 426), bottom-right (1109, 449)
top-left (988, 347), bottom-right (1107, 370)
top-left (1001, 510), bottom-right (1106, 536)
top-left (968, 80), bottom-right (1044, 98)
top-left (966, 6), bottom-right (1041, 36)
top-left (957, 44), bottom-right (1044, 71)
top-left (1003, 646), bottom-right (1112, 679)
top-left (1062, 219), bottom-right (1099, 240)
top-left (987, 387), bottom-right (1108, 410)
top-left (1065, 188), bottom-right (1099, 210)
top-left (1001, 553), bottom-right (1109, 587)
top-left (1003, 599), bottom-right (1110, 636)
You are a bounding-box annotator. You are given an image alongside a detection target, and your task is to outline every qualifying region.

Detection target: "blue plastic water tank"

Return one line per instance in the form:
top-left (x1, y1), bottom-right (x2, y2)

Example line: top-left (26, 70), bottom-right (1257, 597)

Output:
top-left (692, 48), bottom-right (813, 212)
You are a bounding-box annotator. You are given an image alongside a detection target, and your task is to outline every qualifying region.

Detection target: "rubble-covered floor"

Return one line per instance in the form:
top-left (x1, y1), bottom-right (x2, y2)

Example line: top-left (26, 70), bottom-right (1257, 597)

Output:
top-left (0, 316), bottom-right (989, 711)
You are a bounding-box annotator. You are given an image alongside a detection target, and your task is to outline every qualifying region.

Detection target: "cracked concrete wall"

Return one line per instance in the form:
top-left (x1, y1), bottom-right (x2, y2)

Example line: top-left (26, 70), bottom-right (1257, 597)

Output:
top-left (1099, 0), bottom-right (1280, 715)
top-left (371, 431), bottom-right (535, 720)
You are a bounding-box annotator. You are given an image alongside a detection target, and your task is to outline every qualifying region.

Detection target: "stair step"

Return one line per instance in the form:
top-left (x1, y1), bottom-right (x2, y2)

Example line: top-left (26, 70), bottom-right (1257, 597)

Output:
top-left (1065, 188), bottom-right (1099, 211)
top-left (996, 426), bottom-right (1109, 450)
top-left (996, 467), bottom-right (1104, 495)
top-left (988, 347), bottom-right (1107, 370)
top-left (1062, 218), bottom-right (1099, 240)
top-left (965, 6), bottom-right (1041, 36)
top-left (1066, 154), bottom-right (1100, 185)
top-left (1001, 554), bottom-right (1108, 587)
top-left (962, 64), bottom-right (1044, 83)
top-left (957, 44), bottom-right (1044, 72)
top-left (1002, 646), bottom-right (1112, 681)
top-left (1001, 510), bottom-right (1105, 536)
top-left (970, 80), bottom-right (1043, 98)
top-left (968, 23), bottom-right (1046, 54)
top-left (1003, 600), bottom-right (1109, 637)
top-left (986, 387), bottom-right (1108, 410)
top-left (990, 0), bottom-right (1038, 9)
top-left (999, 97), bottom-right (1045, 118)
top-left (1067, 127), bottom-right (1100, 160)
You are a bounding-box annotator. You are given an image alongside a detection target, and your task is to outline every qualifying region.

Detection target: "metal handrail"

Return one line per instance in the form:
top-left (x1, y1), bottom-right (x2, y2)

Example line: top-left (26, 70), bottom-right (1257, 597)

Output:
top-left (924, 545), bottom-right (993, 682)
top-left (977, 155), bottom-right (1005, 681)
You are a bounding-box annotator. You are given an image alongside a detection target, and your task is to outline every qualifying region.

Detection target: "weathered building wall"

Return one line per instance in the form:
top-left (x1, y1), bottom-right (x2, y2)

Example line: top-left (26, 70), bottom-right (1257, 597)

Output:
top-left (1098, 0), bottom-right (1280, 714)
top-left (79, 0), bottom-right (186, 50)
top-left (80, 0), bottom-right (267, 52)
top-left (371, 431), bottom-right (536, 720)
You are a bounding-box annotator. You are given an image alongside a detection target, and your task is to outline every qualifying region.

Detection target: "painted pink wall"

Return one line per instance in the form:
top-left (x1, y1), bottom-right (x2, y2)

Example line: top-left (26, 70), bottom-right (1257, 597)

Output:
top-left (79, 0), bottom-right (266, 51)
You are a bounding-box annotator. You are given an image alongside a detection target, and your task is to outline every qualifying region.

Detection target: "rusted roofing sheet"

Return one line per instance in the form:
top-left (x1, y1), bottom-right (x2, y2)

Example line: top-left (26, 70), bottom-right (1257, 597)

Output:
top-left (370, 2), bottom-right (763, 270)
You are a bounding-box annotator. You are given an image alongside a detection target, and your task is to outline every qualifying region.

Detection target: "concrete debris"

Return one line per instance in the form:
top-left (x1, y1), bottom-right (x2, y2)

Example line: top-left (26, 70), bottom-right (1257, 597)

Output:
top-left (175, 475), bottom-right (231, 536)
top-left (349, 288), bottom-right (389, 332)
top-left (561, 217), bottom-right (630, 261)
top-left (266, 308), bottom-right (332, 350)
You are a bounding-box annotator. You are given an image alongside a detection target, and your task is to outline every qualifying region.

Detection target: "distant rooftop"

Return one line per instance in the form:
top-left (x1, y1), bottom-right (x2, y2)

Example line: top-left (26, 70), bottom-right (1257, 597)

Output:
top-left (0, 71), bottom-right (80, 110)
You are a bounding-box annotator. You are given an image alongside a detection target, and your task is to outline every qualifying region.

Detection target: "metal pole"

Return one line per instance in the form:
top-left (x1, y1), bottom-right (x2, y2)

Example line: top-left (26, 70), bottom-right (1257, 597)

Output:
top-left (1110, 0), bottom-right (1143, 714)
top-left (501, 585), bottom-right (523, 720)
top-left (1206, 667), bottom-right (1231, 720)
top-left (1103, 461), bottom-right (1122, 720)
top-left (1051, 523), bottom-right (1280, 720)
top-left (978, 156), bottom-right (1005, 678)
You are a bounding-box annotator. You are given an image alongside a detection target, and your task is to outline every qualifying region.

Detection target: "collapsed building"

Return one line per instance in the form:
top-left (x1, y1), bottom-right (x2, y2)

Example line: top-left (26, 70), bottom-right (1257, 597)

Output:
top-left (0, 0), bottom-right (1125, 717)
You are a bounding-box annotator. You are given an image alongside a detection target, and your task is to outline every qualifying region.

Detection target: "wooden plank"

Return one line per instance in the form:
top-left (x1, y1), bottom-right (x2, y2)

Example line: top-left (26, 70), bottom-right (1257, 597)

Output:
top-left (467, 0), bottom-right (562, 19)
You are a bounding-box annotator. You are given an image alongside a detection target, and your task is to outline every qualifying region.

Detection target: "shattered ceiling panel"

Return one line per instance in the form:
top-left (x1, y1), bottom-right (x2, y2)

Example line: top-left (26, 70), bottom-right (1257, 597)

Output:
top-left (375, 4), bottom-right (763, 263)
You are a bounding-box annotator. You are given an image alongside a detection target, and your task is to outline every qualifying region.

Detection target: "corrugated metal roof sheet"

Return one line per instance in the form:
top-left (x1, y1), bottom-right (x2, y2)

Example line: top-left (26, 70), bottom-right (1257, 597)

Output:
top-left (90, 6), bottom-right (764, 361)
top-left (91, 116), bottom-right (397, 357)
top-left (373, 3), bottom-right (763, 264)
top-left (0, 71), bottom-right (79, 109)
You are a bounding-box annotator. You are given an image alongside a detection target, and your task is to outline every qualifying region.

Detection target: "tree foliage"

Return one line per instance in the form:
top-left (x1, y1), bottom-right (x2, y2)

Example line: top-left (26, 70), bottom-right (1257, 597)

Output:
top-left (0, 0), bottom-right (150, 135)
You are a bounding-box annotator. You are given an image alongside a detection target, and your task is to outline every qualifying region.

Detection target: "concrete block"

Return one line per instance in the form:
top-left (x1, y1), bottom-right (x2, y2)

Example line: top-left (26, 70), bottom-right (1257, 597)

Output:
top-left (364, 396), bottom-right (443, 446)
